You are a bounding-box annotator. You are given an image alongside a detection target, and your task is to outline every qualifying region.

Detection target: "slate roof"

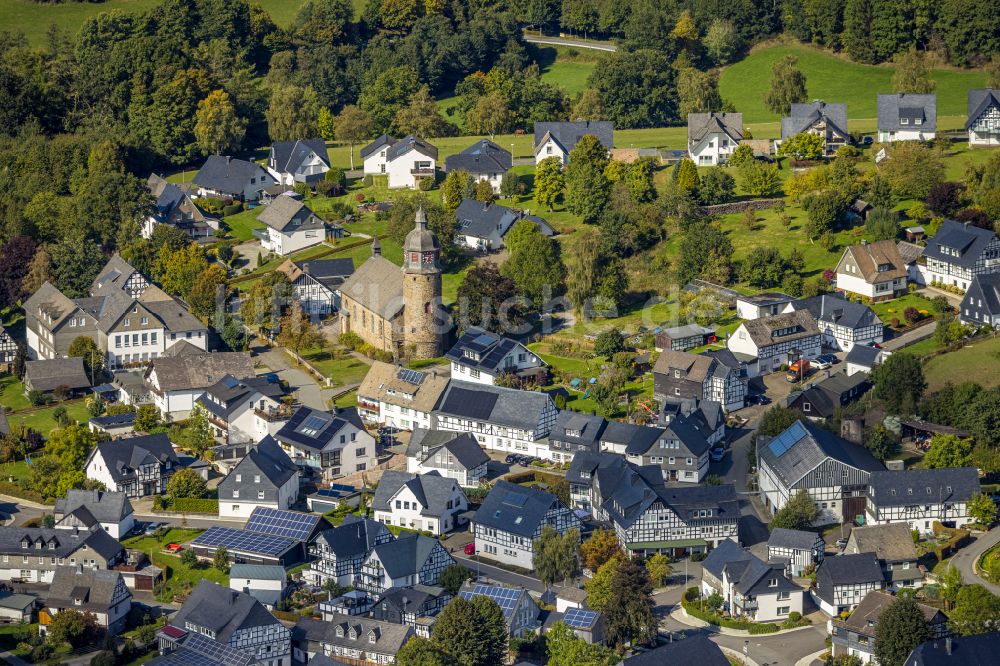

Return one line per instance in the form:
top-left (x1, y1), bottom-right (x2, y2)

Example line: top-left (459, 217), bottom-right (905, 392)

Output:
top-left (473, 480), bottom-right (568, 538)
top-left (406, 429), bottom-right (489, 471)
top-left (789, 371), bottom-right (871, 419)
top-left (229, 564), bottom-right (287, 581)
top-left (924, 219), bottom-right (999, 269)
top-left (653, 350), bottom-right (715, 382)
top-left (91, 433), bottom-right (180, 484)
top-left (24, 357), bottom-right (91, 392)
top-left (738, 310), bottom-right (820, 349)
top-left (299, 613), bottom-right (412, 656)
top-left (868, 467), bottom-right (980, 508)
top-left (54, 489), bottom-right (133, 524)
top-left (219, 436), bottom-right (298, 498)
top-left (768, 527), bottom-right (822, 551)
top-left (533, 121), bottom-right (613, 153)
top-left (358, 361), bottom-right (449, 413)
top-left (846, 344), bottom-right (882, 368)
top-left (907, 632), bottom-right (1000, 665)
top-left (257, 194), bottom-right (325, 233)
top-left (878, 94), bottom-right (937, 132)
top-left (339, 256), bottom-right (404, 320)
top-left (368, 532), bottom-right (446, 579)
top-left (845, 523), bottom-right (918, 563)
top-left (840, 240), bottom-right (908, 283)
top-left (435, 380), bottom-right (554, 431)
top-left (360, 134), bottom-right (396, 160)
top-left (197, 375), bottom-right (284, 421)
top-left (737, 292), bottom-right (793, 307)
top-left (147, 352), bottom-right (254, 393)
top-left (386, 135), bottom-right (438, 162)
top-left (961, 272), bottom-right (1000, 318)
top-left (454, 199), bottom-right (553, 245)
top-left (275, 406), bottom-right (365, 453)
top-left (841, 590), bottom-right (944, 634)
top-left (170, 580), bottom-right (281, 644)
top-left (270, 138), bottom-right (330, 174)
top-left (791, 293), bottom-right (882, 330)
top-left (277, 258), bottom-right (355, 292)
top-left (621, 634), bottom-right (729, 665)
top-left (193, 156), bottom-right (271, 196)
top-left (757, 420), bottom-right (883, 489)
top-left (150, 633), bottom-right (255, 666)
top-left (549, 410), bottom-right (606, 450)
top-left (91, 255), bottom-right (145, 296)
top-left (0, 526), bottom-right (123, 560)
top-left (782, 101), bottom-right (849, 139)
top-left (372, 471), bottom-right (462, 517)
top-left (46, 566), bottom-right (127, 612)
top-left (313, 515), bottom-right (393, 560)
top-left (965, 89), bottom-right (1000, 130)
top-left (444, 326), bottom-right (538, 374)
top-left (445, 140), bottom-right (512, 174)
top-left (687, 112), bottom-right (743, 150)
top-left (817, 552), bottom-right (883, 589)
top-left (24, 281), bottom-right (81, 330)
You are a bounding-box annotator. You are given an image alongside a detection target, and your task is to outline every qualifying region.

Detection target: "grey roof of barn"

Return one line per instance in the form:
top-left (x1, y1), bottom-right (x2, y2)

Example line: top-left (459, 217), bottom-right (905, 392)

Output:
top-left (147, 352), bottom-right (255, 393)
top-left (368, 532), bottom-right (447, 579)
top-left (868, 467), bottom-right (980, 507)
top-left (620, 634), bottom-right (729, 665)
top-left (816, 552), bottom-right (883, 587)
top-left (270, 138), bottom-right (330, 174)
top-left (687, 112), bottom-right (743, 150)
top-left (445, 140), bottom-right (512, 174)
top-left (435, 379), bottom-right (554, 430)
top-left (46, 566), bottom-right (127, 612)
top-left (473, 479), bottom-right (570, 538)
top-left (170, 580), bottom-right (282, 644)
top-left (846, 344), bottom-right (882, 368)
top-left (314, 515), bottom-right (392, 559)
top-left (757, 420), bottom-right (883, 489)
top-left (768, 527), bottom-right (822, 551)
top-left (845, 523), bottom-right (918, 562)
top-left (923, 219), bottom-right (998, 269)
top-left (371, 471), bottom-right (462, 516)
top-left (965, 89), bottom-right (1000, 129)
top-left (738, 310), bottom-right (820, 349)
top-left (406, 429), bottom-right (489, 470)
top-left (878, 93), bottom-right (937, 132)
top-left (790, 293), bottom-right (882, 330)
top-left (24, 357), bottom-right (91, 392)
top-left (257, 194), bottom-right (325, 233)
top-left (781, 101), bottom-right (849, 139)
top-left (91, 433), bottom-right (180, 483)
top-left (533, 121), bottom-right (614, 153)
top-left (0, 526), bottom-right (123, 560)
top-left (897, 240), bottom-right (924, 265)
top-left (962, 272), bottom-right (1000, 318)
top-left (360, 134), bottom-right (396, 159)
top-left (339, 255), bottom-right (404, 320)
top-left (386, 135), bottom-right (438, 162)
top-left (54, 489), bottom-right (134, 524)
top-left (192, 155), bottom-right (271, 196)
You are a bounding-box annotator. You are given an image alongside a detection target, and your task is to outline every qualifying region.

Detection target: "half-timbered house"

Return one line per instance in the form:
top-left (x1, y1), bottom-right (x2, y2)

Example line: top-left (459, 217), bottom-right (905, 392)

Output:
top-left (866, 467), bottom-right (980, 534)
top-left (814, 553), bottom-right (884, 616)
top-left (923, 219), bottom-right (1000, 291)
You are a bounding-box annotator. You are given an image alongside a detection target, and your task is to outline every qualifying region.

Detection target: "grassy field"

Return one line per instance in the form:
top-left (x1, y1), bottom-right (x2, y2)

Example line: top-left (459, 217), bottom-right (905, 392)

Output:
top-left (300, 346), bottom-right (371, 387)
top-left (223, 208), bottom-right (265, 242)
top-left (123, 528), bottom-right (229, 601)
top-left (870, 293), bottom-right (935, 329)
top-left (923, 336), bottom-right (1000, 392)
top-left (719, 42), bottom-right (988, 125)
top-left (535, 45), bottom-right (598, 98)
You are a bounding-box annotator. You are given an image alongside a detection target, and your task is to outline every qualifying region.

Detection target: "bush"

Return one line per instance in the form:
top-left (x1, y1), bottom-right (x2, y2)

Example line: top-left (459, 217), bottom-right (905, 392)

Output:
top-left (170, 498), bottom-right (219, 513)
top-left (691, 551), bottom-right (707, 562)
top-left (788, 611), bottom-right (801, 623)
top-left (222, 203), bottom-right (243, 217)
top-left (904, 307), bottom-right (920, 324)
top-left (681, 588), bottom-right (780, 633)
top-left (417, 177), bottom-right (434, 192)
top-left (315, 179), bottom-right (340, 197)
top-left (27, 390), bottom-right (46, 406)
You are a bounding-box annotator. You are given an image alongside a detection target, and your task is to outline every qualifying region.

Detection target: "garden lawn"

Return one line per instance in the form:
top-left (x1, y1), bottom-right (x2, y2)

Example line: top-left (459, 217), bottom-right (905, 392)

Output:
top-left (0, 457), bottom-right (42, 485)
top-left (334, 390), bottom-right (358, 408)
top-left (535, 46), bottom-right (599, 98)
top-left (923, 335), bottom-right (1000, 392)
top-left (123, 528), bottom-right (229, 601)
top-left (870, 293), bottom-right (935, 329)
top-left (7, 400), bottom-right (92, 435)
top-left (0, 375), bottom-right (30, 412)
top-left (299, 347), bottom-right (371, 388)
top-left (223, 208), bottom-right (265, 242)
top-left (719, 42), bottom-right (987, 124)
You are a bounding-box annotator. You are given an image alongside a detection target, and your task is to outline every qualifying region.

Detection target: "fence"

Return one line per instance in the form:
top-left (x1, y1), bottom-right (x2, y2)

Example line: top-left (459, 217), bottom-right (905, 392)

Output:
top-left (698, 199), bottom-right (784, 217)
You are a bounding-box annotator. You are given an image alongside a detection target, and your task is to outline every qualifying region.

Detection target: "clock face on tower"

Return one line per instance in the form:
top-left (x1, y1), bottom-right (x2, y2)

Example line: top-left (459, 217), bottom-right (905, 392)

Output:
top-left (422, 253), bottom-right (434, 264)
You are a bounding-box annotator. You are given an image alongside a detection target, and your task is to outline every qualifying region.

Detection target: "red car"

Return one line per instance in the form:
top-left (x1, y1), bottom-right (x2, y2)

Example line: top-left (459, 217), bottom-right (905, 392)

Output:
top-left (165, 543), bottom-right (183, 553)
top-left (464, 543), bottom-right (476, 555)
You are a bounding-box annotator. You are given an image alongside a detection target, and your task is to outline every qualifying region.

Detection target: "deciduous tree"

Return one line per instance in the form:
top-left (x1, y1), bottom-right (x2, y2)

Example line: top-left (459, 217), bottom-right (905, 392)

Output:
top-left (778, 132), bottom-right (825, 160)
top-left (393, 87), bottom-right (457, 138)
top-left (432, 595), bottom-right (508, 666)
top-left (455, 263), bottom-right (524, 334)
top-left (948, 584), bottom-right (1000, 636)
top-left (872, 352), bottom-right (926, 415)
top-left (166, 467), bottom-right (208, 499)
top-left (333, 105), bottom-right (374, 170)
top-left (770, 489), bottom-right (818, 531)
top-left (566, 134), bottom-right (611, 224)
top-left (580, 529), bottom-right (620, 571)
top-left (68, 336), bottom-right (104, 380)
top-left (968, 493), bottom-right (997, 526)
top-left (764, 56), bottom-right (807, 116)
top-left (874, 596), bottom-right (932, 666)
top-left (892, 49), bottom-right (936, 94)
top-left (276, 300), bottom-right (325, 354)
top-left (535, 157), bottom-right (565, 212)
top-left (195, 89), bottom-right (245, 155)
top-left (501, 220), bottom-right (564, 305)
top-left (266, 83), bottom-right (321, 141)
top-left (604, 559), bottom-right (657, 648)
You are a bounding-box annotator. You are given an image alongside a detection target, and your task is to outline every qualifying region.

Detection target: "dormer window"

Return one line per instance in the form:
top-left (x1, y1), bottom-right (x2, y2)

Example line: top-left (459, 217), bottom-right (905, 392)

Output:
top-left (901, 117), bottom-right (909, 125)
top-left (369, 633), bottom-right (377, 644)
top-left (124, 319), bottom-right (130, 327)
top-left (769, 578), bottom-right (778, 587)
top-left (914, 118), bottom-right (922, 125)
top-left (336, 626), bottom-right (344, 637)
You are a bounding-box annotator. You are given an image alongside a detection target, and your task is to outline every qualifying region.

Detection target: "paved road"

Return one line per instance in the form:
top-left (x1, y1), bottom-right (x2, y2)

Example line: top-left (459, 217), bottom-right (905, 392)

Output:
top-left (522, 34), bottom-right (617, 52)
top-left (882, 321), bottom-right (934, 351)
top-left (950, 527), bottom-right (1000, 594)
top-left (256, 346), bottom-right (335, 409)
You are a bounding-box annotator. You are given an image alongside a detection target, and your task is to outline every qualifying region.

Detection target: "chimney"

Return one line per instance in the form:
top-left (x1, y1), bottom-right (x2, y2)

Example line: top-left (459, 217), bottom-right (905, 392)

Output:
top-left (946, 637), bottom-right (952, 655)
top-left (303, 262), bottom-right (310, 275)
top-left (372, 236), bottom-right (382, 257)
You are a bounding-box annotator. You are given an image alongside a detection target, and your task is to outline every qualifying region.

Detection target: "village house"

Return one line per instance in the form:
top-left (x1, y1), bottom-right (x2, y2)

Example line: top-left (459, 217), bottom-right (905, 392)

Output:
top-left (654, 324), bottom-right (715, 352)
top-left (444, 140), bottom-right (512, 192)
top-left (965, 89), bottom-right (1000, 147)
top-left (275, 406), bottom-right (376, 481)
top-left (405, 429), bottom-right (489, 487)
top-left (700, 540), bottom-right (804, 623)
top-left (266, 138), bottom-right (330, 187)
top-left (922, 219), bottom-right (1000, 291)
top-left (844, 523), bottom-right (924, 590)
top-left (444, 327), bottom-right (546, 386)
top-left (846, 345), bottom-right (885, 377)
top-left (814, 553), bottom-right (885, 616)
top-left (959, 272), bottom-right (1000, 327)
top-left (372, 471), bottom-right (469, 536)
top-left (165, 579), bottom-right (292, 666)
top-left (735, 293), bottom-right (794, 320)
top-left (53, 489), bottom-right (135, 540)
top-left (195, 374), bottom-right (288, 445)
top-left (472, 480), bottom-right (580, 569)
top-left (360, 135), bottom-right (437, 189)
top-left (357, 361), bottom-right (449, 431)
top-left (229, 564), bottom-right (289, 610)
top-left (144, 174), bottom-right (219, 240)
top-left (192, 155), bottom-right (277, 202)
top-left (780, 101), bottom-right (850, 155)
top-left (41, 566), bottom-right (131, 635)
top-left (902, 631), bottom-right (999, 664)
top-left (144, 350), bottom-right (255, 419)
top-left (0, 526), bottom-right (125, 585)
top-left (541, 606), bottom-right (605, 645)
top-left (866, 467), bottom-right (980, 534)
top-left (786, 371), bottom-right (872, 421)
top-left (659, 397), bottom-right (726, 448)
top-left (433, 380), bottom-right (558, 460)
top-left (546, 410), bottom-right (607, 464)
top-left (533, 121), bottom-right (613, 164)
top-left (784, 293), bottom-right (884, 352)
top-left (836, 240), bottom-right (910, 301)
top-left (831, 590), bottom-right (948, 665)
top-left (85, 433), bottom-right (180, 498)
top-left (453, 199), bottom-right (554, 252)
top-left (877, 94), bottom-right (937, 142)
top-left (459, 582), bottom-right (540, 638)
top-left (0, 326), bottom-right (16, 372)
top-left (371, 584), bottom-right (450, 630)
top-left (687, 112), bottom-right (743, 165)
top-left (276, 258), bottom-right (354, 316)
top-left (727, 310), bottom-right (822, 376)
top-left (653, 349), bottom-right (747, 413)
top-left (257, 193), bottom-right (328, 256)
top-left (23, 358), bottom-right (91, 397)
top-left (218, 437), bottom-right (300, 518)
top-left (355, 533), bottom-right (455, 595)
top-left (757, 420), bottom-right (884, 525)
top-left (294, 614), bottom-right (412, 665)
top-left (612, 418), bottom-right (711, 484)
top-left (360, 134), bottom-right (395, 175)
top-left (306, 516), bottom-right (394, 589)
top-left (767, 527), bottom-right (824, 577)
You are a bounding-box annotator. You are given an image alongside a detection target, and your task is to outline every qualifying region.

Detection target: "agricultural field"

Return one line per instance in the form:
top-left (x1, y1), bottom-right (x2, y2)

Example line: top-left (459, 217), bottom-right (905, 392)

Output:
top-left (923, 336), bottom-right (1000, 393)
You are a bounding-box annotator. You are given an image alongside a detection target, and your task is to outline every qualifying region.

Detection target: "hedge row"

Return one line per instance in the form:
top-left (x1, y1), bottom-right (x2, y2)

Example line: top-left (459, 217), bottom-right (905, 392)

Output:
top-left (931, 521), bottom-right (971, 563)
top-left (0, 480), bottom-right (45, 504)
top-left (682, 588), bottom-right (780, 634)
top-left (160, 498), bottom-right (219, 513)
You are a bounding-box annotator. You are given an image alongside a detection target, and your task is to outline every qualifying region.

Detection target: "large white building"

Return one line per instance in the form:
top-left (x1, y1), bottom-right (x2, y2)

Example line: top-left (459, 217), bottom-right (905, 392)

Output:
top-left (835, 240), bottom-right (909, 301)
top-left (866, 467), bottom-right (980, 535)
top-left (356, 361), bottom-right (449, 432)
top-left (727, 310), bottom-right (822, 376)
top-left (783, 294), bottom-right (884, 352)
top-left (372, 470), bottom-right (469, 536)
top-left (701, 540), bottom-right (803, 623)
top-left (361, 135), bottom-right (437, 189)
top-left (144, 350), bottom-right (256, 420)
top-left (687, 112), bottom-right (743, 166)
top-left (257, 193), bottom-right (327, 256)
top-left (217, 437), bottom-right (300, 519)
top-left (922, 219), bottom-right (1000, 291)
top-left (444, 327), bottom-right (546, 386)
top-left (877, 94), bottom-right (936, 142)
top-left (274, 406), bottom-right (377, 481)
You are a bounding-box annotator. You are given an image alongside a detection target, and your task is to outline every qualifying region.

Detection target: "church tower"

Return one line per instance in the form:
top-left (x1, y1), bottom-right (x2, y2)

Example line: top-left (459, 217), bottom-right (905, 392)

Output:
top-left (402, 207), bottom-right (444, 359)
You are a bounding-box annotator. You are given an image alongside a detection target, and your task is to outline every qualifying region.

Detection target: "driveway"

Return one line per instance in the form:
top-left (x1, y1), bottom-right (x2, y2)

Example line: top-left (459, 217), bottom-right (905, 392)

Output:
top-left (882, 321), bottom-right (934, 351)
top-left (256, 347), bottom-right (336, 410)
top-left (950, 527), bottom-right (1000, 594)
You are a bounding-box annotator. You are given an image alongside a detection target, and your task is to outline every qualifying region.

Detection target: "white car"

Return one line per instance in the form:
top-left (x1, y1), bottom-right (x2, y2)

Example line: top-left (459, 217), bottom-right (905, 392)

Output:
top-left (812, 358), bottom-right (832, 370)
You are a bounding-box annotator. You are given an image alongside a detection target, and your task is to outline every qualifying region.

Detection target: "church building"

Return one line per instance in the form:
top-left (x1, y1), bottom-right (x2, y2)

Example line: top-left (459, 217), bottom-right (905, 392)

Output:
top-left (339, 208), bottom-right (447, 360)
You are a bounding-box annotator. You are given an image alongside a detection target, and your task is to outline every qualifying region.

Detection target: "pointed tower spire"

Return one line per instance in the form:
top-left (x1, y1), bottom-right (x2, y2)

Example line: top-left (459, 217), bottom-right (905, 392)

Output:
top-left (372, 235), bottom-right (381, 257)
top-left (415, 206), bottom-right (428, 230)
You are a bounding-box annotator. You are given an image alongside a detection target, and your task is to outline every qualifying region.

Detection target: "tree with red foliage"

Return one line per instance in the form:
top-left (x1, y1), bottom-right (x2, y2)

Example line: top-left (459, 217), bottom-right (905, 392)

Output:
top-left (0, 236), bottom-right (36, 307)
top-left (954, 208), bottom-right (993, 230)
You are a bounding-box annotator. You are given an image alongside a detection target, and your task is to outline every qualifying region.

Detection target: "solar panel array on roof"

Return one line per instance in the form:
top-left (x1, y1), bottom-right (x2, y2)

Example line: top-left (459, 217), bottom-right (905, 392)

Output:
top-left (564, 608), bottom-right (599, 629)
top-left (440, 387), bottom-right (497, 421)
top-left (460, 584), bottom-right (521, 618)
top-left (503, 491), bottom-right (528, 507)
top-left (330, 483), bottom-right (355, 493)
top-left (302, 414), bottom-right (329, 431)
top-left (181, 633), bottom-right (254, 666)
top-left (193, 526), bottom-right (295, 557)
top-left (221, 376), bottom-right (239, 389)
top-left (244, 507), bottom-right (319, 542)
top-left (768, 421), bottom-right (808, 458)
top-left (472, 332), bottom-right (498, 347)
top-left (396, 368), bottom-right (425, 385)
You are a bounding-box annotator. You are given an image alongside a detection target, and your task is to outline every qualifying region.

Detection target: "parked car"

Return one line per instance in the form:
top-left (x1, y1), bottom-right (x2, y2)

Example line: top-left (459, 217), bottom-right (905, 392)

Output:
top-left (710, 447), bottom-right (725, 462)
top-left (817, 353), bottom-right (838, 365)
top-left (746, 394), bottom-right (771, 406)
top-left (143, 522), bottom-right (162, 535)
top-left (464, 543), bottom-right (476, 555)
top-left (504, 454), bottom-right (517, 464)
top-left (836, 538), bottom-right (848, 550)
